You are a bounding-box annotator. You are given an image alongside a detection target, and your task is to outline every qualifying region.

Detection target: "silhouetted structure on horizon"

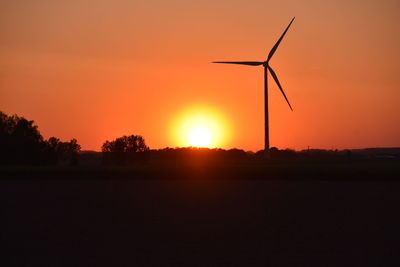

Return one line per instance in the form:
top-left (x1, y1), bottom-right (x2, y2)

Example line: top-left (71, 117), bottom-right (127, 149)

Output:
top-left (2, 111), bottom-right (399, 168)
top-left (213, 17), bottom-right (295, 159)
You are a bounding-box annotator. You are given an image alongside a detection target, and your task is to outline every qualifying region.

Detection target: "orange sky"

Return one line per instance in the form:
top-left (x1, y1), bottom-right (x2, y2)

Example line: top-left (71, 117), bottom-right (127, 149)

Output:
top-left (1, 0), bottom-right (399, 151)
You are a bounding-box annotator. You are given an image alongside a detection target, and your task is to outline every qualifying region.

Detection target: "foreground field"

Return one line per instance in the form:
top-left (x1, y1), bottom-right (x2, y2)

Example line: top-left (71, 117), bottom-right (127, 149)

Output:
top-left (1, 158), bottom-right (400, 180)
top-left (2, 172), bottom-right (400, 266)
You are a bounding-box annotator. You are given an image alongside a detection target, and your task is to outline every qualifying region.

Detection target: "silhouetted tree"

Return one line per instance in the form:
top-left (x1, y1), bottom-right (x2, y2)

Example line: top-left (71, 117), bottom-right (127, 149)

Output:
top-left (0, 111), bottom-right (45, 164)
top-left (102, 135), bottom-right (149, 153)
top-left (45, 137), bottom-right (81, 165)
top-left (0, 111), bottom-right (81, 165)
top-left (101, 135), bottom-right (149, 165)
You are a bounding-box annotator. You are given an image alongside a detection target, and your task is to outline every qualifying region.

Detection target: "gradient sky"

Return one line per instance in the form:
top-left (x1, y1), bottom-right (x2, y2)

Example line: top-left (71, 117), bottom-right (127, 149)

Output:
top-left (1, 0), bottom-right (399, 151)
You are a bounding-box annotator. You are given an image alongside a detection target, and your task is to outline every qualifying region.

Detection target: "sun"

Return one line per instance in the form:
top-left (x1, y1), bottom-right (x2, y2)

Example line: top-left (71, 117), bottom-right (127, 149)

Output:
top-left (170, 106), bottom-right (231, 148)
top-left (189, 128), bottom-right (212, 147)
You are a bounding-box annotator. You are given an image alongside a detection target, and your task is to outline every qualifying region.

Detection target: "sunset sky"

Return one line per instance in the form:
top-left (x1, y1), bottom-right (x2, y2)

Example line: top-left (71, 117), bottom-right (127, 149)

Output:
top-left (1, 0), bottom-right (399, 151)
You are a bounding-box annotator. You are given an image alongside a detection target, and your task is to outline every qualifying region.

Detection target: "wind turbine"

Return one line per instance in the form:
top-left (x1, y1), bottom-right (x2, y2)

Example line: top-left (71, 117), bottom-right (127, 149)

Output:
top-left (212, 17), bottom-right (295, 158)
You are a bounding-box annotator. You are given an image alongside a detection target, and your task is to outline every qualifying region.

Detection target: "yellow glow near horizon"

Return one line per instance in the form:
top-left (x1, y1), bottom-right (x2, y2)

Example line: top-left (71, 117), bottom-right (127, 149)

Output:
top-left (170, 106), bottom-right (231, 148)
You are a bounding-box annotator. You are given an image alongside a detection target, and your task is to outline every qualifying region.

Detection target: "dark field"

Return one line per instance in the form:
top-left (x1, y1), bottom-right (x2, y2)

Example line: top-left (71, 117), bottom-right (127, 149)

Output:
top-left (2, 161), bottom-right (400, 266)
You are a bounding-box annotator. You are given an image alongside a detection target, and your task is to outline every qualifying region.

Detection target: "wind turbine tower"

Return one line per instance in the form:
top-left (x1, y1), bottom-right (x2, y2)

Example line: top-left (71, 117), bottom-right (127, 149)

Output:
top-left (213, 17), bottom-right (295, 158)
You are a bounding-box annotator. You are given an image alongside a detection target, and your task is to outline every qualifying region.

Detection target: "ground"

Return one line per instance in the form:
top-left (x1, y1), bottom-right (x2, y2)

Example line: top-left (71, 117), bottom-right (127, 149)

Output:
top-left (1, 160), bottom-right (400, 266)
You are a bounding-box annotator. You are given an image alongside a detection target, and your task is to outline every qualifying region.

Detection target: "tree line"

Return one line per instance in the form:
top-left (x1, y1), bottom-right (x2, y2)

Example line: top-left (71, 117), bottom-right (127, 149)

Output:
top-left (0, 111), bottom-right (81, 165)
top-left (2, 111), bottom-right (390, 166)
top-left (0, 111), bottom-right (150, 165)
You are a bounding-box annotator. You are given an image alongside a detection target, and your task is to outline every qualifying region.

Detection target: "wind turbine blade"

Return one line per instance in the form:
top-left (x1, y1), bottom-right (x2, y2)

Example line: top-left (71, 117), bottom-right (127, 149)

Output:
top-left (268, 66), bottom-right (293, 111)
top-left (266, 17), bottom-right (295, 62)
top-left (212, 61), bottom-right (264, 66)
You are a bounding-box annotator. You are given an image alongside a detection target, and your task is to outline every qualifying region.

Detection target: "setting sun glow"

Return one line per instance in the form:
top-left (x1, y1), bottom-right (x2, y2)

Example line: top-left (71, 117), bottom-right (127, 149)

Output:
top-left (170, 107), bottom-right (231, 148)
top-left (189, 129), bottom-right (212, 147)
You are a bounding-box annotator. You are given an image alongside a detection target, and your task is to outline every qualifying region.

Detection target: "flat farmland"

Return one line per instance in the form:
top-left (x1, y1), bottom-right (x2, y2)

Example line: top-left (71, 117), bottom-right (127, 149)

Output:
top-left (2, 172), bottom-right (400, 266)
